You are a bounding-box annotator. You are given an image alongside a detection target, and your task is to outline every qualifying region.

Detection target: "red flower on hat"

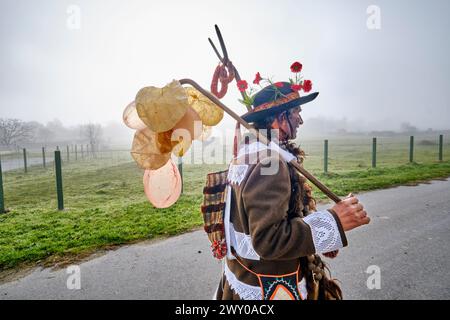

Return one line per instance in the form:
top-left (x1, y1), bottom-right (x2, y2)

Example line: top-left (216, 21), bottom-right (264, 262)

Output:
top-left (290, 61), bottom-right (303, 73)
top-left (302, 80), bottom-right (312, 93)
top-left (274, 82), bottom-right (284, 88)
top-left (291, 84), bottom-right (302, 92)
top-left (253, 72), bottom-right (262, 85)
top-left (237, 80), bottom-right (248, 92)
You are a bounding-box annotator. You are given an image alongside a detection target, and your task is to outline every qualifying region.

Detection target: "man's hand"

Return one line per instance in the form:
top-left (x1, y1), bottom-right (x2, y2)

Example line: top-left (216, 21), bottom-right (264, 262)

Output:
top-left (331, 193), bottom-right (370, 232)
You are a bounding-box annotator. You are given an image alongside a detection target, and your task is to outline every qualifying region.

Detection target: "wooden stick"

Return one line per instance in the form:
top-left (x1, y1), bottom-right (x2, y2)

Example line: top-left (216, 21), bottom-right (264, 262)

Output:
top-left (179, 78), bottom-right (342, 203)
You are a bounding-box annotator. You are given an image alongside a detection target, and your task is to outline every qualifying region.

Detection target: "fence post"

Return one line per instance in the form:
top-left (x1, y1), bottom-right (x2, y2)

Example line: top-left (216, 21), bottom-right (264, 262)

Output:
top-left (324, 139), bottom-right (328, 173)
top-left (66, 145), bottom-right (70, 162)
top-left (42, 147), bottom-right (46, 168)
top-left (55, 150), bottom-right (64, 211)
top-left (409, 136), bottom-right (414, 163)
top-left (439, 134), bottom-right (443, 161)
top-left (23, 148), bottom-right (27, 173)
top-left (178, 157), bottom-right (183, 194)
top-left (81, 145), bottom-right (84, 159)
top-left (75, 145), bottom-right (78, 160)
top-left (372, 137), bottom-right (377, 168)
top-left (0, 157), bottom-right (5, 213)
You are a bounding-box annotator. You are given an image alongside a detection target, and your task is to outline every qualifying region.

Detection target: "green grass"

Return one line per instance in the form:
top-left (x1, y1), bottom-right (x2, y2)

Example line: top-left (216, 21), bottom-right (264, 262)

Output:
top-left (0, 159), bottom-right (225, 271)
top-left (0, 134), bottom-right (449, 271)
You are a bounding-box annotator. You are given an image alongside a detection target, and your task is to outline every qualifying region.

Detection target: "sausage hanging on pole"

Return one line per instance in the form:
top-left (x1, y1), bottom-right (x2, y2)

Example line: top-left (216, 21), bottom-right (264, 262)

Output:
top-left (208, 25), bottom-right (252, 112)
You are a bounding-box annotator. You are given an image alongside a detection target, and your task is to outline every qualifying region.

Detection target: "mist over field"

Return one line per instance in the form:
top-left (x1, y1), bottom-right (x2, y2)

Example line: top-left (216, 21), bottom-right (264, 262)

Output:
top-left (0, 0), bottom-right (449, 143)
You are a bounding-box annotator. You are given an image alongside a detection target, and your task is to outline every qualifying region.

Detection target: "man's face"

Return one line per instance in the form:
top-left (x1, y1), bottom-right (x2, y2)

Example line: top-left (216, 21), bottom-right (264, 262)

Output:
top-left (287, 106), bottom-right (303, 139)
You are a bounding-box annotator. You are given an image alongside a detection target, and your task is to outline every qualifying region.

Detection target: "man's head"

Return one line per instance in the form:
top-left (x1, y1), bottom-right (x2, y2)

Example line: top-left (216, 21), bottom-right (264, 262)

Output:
top-left (277, 106), bottom-right (303, 140)
top-left (254, 106), bottom-right (303, 142)
top-left (241, 82), bottom-right (316, 142)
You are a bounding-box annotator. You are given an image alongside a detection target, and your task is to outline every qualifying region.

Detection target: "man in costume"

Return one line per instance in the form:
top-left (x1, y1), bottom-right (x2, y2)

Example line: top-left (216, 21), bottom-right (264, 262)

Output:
top-left (214, 82), bottom-right (371, 300)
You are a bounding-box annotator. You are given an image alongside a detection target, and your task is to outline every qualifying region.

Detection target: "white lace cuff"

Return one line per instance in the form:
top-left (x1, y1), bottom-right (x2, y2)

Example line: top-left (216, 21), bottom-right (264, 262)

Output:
top-left (303, 210), bottom-right (346, 254)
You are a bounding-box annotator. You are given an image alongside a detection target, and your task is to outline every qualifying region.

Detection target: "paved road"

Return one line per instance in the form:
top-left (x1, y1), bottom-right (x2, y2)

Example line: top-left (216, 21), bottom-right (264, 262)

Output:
top-left (1, 179), bottom-right (449, 300)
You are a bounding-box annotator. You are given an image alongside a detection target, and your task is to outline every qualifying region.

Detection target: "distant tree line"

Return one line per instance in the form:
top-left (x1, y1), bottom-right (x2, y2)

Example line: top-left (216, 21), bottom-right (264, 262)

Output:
top-left (0, 118), bottom-right (103, 151)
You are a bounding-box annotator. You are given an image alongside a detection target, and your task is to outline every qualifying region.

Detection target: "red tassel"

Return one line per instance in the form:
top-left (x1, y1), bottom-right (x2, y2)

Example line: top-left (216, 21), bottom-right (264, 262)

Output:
top-left (211, 239), bottom-right (227, 259)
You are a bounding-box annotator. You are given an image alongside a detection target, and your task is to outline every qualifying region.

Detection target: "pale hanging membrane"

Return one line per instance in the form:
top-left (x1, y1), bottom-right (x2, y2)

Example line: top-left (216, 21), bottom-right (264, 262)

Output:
top-left (171, 107), bottom-right (202, 157)
top-left (186, 87), bottom-right (224, 126)
top-left (131, 128), bottom-right (171, 170)
top-left (135, 80), bottom-right (189, 133)
top-left (143, 158), bottom-right (182, 208)
top-left (123, 101), bottom-right (147, 130)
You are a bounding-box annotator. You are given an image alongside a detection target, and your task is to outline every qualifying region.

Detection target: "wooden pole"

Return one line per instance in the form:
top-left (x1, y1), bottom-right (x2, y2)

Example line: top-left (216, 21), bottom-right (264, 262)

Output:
top-left (23, 148), bottom-right (27, 173)
top-left (0, 157), bottom-right (5, 213)
top-left (372, 137), bottom-right (377, 168)
top-left (55, 151), bottom-right (64, 210)
top-left (42, 147), bottom-right (46, 168)
top-left (179, 78), bottom-right (341, 203)
top-left (178, 157), bottom-right (183, 194)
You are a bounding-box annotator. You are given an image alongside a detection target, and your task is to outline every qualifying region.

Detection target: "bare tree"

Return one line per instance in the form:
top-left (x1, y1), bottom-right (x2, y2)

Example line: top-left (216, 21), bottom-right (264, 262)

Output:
top-left (80, 123), bottom-right (103, 156)
top-left (0, 118), bottom-right (34, 148)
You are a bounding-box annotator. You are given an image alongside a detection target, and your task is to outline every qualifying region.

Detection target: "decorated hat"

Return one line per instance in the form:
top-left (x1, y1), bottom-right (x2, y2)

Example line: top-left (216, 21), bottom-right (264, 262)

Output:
top-left (241, 82), bottom-right (318, 123)
top-left (237, 61), bottom-right (319, 123)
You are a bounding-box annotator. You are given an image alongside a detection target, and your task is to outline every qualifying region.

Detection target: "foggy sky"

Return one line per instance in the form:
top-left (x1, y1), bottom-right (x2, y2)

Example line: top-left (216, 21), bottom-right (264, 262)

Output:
top-left (0, 0), bottom-right (449, 134)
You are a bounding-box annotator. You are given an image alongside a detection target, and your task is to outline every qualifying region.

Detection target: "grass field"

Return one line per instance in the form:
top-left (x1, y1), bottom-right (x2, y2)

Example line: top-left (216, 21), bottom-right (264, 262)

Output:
top-left (0, 134), bottom-right (449, 272)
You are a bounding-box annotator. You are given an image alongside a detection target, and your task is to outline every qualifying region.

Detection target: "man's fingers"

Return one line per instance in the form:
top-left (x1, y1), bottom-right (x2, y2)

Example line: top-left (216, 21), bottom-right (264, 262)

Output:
top-left (343, 196), bottom-right (359, 205)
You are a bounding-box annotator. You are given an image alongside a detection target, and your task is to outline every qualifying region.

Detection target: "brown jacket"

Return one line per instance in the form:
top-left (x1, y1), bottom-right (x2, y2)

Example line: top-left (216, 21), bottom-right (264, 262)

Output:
top-left (216, 142), bottom-right (347, 300)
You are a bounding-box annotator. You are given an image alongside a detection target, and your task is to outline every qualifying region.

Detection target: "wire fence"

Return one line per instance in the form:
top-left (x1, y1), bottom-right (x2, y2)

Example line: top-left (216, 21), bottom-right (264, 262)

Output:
top-left (0, 146), bottom-right (132, 173)
top-left (0, 134), bottom-right (448, 212)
